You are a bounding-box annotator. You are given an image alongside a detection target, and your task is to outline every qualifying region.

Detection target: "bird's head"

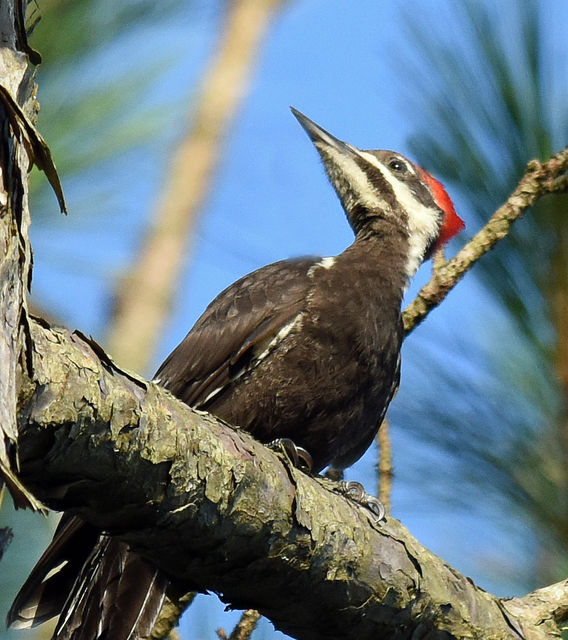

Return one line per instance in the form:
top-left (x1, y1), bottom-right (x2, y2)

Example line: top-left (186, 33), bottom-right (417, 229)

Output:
top-left (291, 107), bottom-right (464, 278)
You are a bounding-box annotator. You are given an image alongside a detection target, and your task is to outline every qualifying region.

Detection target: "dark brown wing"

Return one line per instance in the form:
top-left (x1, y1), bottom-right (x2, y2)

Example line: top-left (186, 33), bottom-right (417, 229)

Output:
top-left (154, 257), bottom-right (319, 407)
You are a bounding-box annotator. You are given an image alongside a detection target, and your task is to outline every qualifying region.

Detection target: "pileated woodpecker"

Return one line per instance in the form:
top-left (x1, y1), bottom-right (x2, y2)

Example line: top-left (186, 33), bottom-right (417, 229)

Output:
top-left (8, 109), bottom-right (464, 640)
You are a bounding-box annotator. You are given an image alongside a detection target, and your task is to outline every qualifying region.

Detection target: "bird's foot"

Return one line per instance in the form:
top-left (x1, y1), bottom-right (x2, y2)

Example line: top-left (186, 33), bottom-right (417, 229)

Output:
top-left (268, 438), bottom-right (313, 473)
top-left (336, 481), bottom-right (386, 523)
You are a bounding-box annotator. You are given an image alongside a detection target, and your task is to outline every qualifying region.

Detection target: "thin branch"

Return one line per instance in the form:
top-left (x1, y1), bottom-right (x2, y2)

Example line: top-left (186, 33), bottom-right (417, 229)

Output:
top-left (403, 147), bottom-right (568, 334)
top-left (370, 149), bottom-right (568, 523)
top-left (376, 420), bottom-right (392, 516)
top-left (228, 610), bottom-right (261, 640)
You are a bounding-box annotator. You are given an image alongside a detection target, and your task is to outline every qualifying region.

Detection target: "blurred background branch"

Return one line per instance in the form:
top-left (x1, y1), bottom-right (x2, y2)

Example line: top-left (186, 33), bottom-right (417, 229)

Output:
top-left (105, 0), bottom-right (286, 374)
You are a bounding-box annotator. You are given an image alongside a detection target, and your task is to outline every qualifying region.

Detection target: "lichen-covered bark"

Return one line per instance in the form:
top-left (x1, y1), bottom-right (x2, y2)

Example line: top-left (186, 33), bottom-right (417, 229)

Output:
top-left (14, 318), bottom-right (568, 640)
top-left (0, 0), bottom-right (46, 510)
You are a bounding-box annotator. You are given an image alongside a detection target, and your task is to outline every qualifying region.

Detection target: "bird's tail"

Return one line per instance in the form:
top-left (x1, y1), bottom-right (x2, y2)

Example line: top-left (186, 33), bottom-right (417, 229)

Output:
top-left (7, 513), bottom-right (168, 640)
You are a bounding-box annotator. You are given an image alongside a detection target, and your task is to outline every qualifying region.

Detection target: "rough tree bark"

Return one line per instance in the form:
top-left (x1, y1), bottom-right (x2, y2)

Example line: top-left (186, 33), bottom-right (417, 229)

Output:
top-left (0, 0), bottom-right (57, 511)
top-left (2, 2), bottom-right (568, 640)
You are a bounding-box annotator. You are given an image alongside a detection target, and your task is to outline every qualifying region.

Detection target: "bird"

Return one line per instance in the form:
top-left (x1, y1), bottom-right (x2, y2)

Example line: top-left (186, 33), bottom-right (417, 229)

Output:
top-left (8, 108), bottom-right (464, 640)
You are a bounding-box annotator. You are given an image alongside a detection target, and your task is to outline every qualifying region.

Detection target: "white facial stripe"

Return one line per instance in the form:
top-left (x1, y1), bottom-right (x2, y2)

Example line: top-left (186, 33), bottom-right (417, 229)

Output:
top-left (320, 144), bottom-right (439, 280)
top-left (357, 150), bottom-right (386, 171)
top-left (317, 145), bottom-right (389, 212)
top-left (368, 156), bottom-right (440, 280)
top-left (358, 151), bottom-right (417, 178)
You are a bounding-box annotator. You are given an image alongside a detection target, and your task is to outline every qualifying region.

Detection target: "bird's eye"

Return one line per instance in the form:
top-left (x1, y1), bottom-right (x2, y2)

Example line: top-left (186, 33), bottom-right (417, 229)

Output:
top-left (388, 159), bottom-right (407, 173)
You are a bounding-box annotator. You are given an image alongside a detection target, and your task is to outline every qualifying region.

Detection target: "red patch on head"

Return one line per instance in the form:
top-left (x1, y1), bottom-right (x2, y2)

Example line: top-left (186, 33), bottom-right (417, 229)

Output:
top-left (418, 168), bottom-right (465, 247)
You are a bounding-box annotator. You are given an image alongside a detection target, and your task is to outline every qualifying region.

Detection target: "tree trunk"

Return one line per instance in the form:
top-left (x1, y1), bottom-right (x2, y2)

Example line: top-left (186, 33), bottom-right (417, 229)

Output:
top-left (0, 0), bottom-right (46, 511)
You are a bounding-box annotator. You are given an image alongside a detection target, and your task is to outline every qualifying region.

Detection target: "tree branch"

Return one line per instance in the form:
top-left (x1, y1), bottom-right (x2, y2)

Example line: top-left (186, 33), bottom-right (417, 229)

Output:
top-left (11, 317), bottom-right (567, 639)
top-left (0, 0), bottom-right (48, 510)
top-left (217, 609), bottom-right (261, 640)
top-left (403, 147), bottom-right (568, 334)
top-left (503, 579), bottom-right (568, 636)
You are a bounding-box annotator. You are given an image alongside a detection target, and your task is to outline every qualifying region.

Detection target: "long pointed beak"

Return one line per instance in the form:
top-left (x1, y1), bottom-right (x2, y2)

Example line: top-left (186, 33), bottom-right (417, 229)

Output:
top-left (290, 107), bottom-right (357, 158)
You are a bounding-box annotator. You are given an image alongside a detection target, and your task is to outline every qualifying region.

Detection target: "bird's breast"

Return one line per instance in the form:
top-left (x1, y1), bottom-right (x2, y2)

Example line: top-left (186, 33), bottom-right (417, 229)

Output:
top-left (206, 267), bottom-right (403, 472)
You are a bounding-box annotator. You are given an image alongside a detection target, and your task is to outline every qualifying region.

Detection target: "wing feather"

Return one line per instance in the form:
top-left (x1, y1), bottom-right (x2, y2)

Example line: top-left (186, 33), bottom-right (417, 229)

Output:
top-left (7, 514), bottom-right (99, 629)
top-left (155, 257), bottom-right (318, 406)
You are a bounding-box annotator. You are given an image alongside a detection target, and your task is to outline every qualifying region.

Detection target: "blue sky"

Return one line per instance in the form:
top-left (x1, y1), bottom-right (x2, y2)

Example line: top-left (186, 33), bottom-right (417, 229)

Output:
top-left (5, 1), bottom-right (568, 638)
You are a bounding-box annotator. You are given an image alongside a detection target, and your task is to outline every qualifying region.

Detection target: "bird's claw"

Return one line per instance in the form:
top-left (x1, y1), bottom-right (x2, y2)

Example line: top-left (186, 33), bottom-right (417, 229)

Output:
top-left (268, 438), bottom-right (313, 473)
top-left (338, 481), bottom-right (386, 523)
